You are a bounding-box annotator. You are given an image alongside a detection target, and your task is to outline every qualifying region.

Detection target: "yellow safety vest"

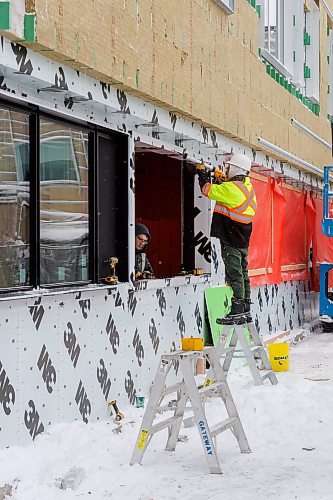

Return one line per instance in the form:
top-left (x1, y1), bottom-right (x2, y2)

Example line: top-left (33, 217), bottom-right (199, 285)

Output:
top-left (201, 178), bottom-right (257, 224)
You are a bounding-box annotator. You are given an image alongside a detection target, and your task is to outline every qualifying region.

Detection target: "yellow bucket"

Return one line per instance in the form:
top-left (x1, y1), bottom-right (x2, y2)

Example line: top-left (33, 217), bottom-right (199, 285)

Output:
top-left (268, 343), bottom-right (290, 372)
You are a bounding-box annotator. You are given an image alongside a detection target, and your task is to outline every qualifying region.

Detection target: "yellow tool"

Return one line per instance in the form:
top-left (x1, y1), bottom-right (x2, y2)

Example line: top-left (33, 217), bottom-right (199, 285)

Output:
top-left (108, 399), bottom-right (124, 421)
top-left (135, 270), bottom-right (155, 280)
top-left (195, 161), bottom-right (227, 183)
top-left (104, 257), bottom-right (118, 285)
top-left (213, 167), bottom-right (227, 183)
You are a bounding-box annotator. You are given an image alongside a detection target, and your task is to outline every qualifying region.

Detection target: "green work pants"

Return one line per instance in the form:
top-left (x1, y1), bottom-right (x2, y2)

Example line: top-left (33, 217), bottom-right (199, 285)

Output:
top-left (220, 242), bottom-right (250, 299)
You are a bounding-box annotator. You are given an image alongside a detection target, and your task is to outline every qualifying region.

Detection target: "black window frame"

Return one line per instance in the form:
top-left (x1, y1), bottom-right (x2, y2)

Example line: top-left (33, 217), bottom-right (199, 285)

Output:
top-left (0, 95), bottom-right (129, 293)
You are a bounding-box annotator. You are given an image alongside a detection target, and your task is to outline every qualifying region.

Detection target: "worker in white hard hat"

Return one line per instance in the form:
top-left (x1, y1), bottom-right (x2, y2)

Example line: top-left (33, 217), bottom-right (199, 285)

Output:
top-left (196, 153), bottom-right (257, 324)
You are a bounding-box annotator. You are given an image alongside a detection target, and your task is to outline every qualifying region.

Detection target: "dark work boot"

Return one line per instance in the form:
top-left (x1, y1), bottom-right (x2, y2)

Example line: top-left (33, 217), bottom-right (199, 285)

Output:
top-left (216, 298), bottom-right (246, 325)
top-left (243, 298), bottom-right (252, 323)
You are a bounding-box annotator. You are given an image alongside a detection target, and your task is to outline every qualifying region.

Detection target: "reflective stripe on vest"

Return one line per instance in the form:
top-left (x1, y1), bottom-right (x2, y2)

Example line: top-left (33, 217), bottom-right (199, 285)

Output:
top-left (214, 181), bottom-right (256, 223)
top-left (201, 182), bottom-right (211, 196)
top-left (231, 181), bottom-right (257, 212)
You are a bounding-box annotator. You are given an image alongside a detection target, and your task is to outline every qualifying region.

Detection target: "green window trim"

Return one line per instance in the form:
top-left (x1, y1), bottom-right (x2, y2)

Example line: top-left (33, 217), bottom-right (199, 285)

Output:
top-left (0, 2), bottom-right (10, 30)
top-left (262, 58), bottom-right (320, 116)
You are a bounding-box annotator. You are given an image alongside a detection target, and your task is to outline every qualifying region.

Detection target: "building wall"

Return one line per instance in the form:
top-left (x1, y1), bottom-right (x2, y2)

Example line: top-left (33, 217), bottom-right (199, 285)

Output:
top-left (0, 3), bottom-right (325, 448)
top-left (0, 277), bottom-right (316, 448)
top-left (1, 0), bottom-right (332, 169)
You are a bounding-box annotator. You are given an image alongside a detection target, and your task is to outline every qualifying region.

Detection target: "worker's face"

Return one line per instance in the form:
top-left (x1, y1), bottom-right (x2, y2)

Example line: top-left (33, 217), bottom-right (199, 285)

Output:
top-left (135, 234), bottom-right (149, 250)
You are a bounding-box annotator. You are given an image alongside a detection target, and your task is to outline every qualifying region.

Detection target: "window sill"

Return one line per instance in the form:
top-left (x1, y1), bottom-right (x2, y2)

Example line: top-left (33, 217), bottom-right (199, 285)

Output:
top-left (0, 274), bottom-right (212, 301)
top-left (212, 0), bottom-right (234, 14)
top-left (261, 48), bottom-right (292, 79)
top-left (132, 273), bottom-right (211, 291)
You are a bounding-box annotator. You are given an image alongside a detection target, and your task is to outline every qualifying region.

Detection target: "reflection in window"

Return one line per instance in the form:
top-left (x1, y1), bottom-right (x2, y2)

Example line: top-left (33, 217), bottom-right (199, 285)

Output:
top-left (0, 106), bottom-right (30, 288)
top-left (39, 118), bottom-right (89, 284)
top-left (264, 0), bottom-right (283, 63)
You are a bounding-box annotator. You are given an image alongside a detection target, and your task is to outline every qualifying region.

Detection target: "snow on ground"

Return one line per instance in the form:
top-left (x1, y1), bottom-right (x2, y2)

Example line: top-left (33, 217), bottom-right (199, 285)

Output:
top-left (1, 331), bottom-right (333, 500)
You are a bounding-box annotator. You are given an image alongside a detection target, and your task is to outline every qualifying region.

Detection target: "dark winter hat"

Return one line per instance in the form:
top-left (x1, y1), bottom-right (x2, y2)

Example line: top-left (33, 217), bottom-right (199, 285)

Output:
top-left (135, 223), bottom-right (151, 240)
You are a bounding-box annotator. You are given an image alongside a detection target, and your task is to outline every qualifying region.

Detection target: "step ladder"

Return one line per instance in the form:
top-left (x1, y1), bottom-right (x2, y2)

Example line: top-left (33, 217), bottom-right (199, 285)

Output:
top-left (130, 346), bottom-right (251, 474)
top-left (212, 321), bottom-right (278, 386)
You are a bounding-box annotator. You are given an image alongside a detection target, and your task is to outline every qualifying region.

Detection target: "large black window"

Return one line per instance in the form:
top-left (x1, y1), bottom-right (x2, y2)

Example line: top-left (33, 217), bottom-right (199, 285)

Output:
top-left (39, 118), bottom-right (89, 285)
top-left (0, 99), bottom-right (128, 292)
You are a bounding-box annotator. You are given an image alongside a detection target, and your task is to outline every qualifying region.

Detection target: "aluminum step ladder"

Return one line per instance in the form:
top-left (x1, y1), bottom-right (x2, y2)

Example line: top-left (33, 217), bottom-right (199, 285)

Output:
top-left (211, 321), bottom-right (278, 386)
top-left (130, 346), bottom-right (251, 474)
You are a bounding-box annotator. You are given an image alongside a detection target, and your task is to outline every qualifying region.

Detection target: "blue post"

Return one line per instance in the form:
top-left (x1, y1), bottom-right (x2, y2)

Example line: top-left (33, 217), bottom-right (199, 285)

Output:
top-left (322, 165), bottom-right (333, 236)
top-left (319, 263), bottom-right (333, 316)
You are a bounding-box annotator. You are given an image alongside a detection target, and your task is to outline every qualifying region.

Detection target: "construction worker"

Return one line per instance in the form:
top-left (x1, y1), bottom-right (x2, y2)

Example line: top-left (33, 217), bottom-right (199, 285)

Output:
top-left (135, 223), bottom-right (155, 279)
top-left (196, 153), bottom-right (257, 324)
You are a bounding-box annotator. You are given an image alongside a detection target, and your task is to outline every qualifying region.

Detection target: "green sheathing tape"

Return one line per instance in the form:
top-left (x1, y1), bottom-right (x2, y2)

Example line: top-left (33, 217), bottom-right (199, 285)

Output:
top-left (247, 0), bottom-right (260, 17)
top-left (0, 2), bottom-right (10, 30)
top-left (24, 13), bottom-right (36, 42)
top-left (262, 58), bottom-right (319, 116)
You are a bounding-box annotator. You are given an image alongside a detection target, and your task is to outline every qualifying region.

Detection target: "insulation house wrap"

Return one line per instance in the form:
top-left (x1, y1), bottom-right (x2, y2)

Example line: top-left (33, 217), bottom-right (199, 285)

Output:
top-left (0, 0), bottom-right (331, 447)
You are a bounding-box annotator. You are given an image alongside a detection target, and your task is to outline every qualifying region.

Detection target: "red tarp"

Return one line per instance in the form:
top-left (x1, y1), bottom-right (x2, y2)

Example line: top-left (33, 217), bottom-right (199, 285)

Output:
top-left (280, 188), bottom-right (315, 281)
top-left (248, 177), bottom-right (333, 289)
top-left (249, 178), bottom-right (286, 286)
top-left (248, 177), bottom-right (273, 286)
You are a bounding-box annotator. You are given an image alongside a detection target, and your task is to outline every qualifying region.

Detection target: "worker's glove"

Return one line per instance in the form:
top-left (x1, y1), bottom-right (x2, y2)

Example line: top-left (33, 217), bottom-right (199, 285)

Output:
top-left (213, 167), bottom-right (227, 184)
top-left (142, 271), bottom-right (155, 280)
top-left (196, 162), bottom-right (206, 173)
top-left (197, 170), bottom-right (211, 190)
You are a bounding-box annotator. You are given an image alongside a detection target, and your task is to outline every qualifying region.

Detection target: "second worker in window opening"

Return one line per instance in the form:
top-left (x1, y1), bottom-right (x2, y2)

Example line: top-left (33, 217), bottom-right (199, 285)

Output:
top-left (196, 153), bottom-right (257, 325)
top-left (135, 223), bottom-right (155, 279)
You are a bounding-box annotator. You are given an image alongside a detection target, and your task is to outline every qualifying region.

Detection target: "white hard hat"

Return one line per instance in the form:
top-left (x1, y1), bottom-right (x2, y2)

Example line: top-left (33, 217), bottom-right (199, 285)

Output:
top-left (226, 153), bottom-right (251, 177)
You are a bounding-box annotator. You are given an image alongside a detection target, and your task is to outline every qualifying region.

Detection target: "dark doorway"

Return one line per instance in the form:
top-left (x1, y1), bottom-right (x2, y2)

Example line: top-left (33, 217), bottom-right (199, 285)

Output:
top-left (135, 144), bottom-right (194, 278)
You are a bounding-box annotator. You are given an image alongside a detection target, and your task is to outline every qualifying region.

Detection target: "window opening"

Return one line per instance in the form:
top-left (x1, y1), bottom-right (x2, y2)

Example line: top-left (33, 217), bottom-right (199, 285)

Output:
top-left (134, 143), bottom-right (194, 279)
top-left (264, 0), bottom-right (283, 63)
top-left (304, 0), bottom-right (320, 103)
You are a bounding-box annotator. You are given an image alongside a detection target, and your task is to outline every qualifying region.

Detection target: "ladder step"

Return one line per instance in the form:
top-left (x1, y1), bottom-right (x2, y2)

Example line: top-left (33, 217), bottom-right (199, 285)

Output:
top-left (151, 416), bottom-right (183, 434)
top-left (198, 381), bottom-right (227, 395)
top-left (261, 371), bottom-right (274, 382)
top-left (222, 347), bottom-right (235, 353)
top-left (250, 346), bottom-right (263, 353)
top-left (161, 382), bottom-right (185, 397)
top-left (210, 417), bottom-right (239, 437)
top-left (155, 405), bottom-right (193, 413)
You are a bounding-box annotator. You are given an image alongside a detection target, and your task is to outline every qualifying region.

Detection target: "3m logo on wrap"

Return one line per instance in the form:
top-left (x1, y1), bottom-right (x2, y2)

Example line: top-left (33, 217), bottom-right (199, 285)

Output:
top-left (106, 312), bottom-right (120, 354)
top-left (64, 322), bottom-right (81, 368)
top-left (29, 297), bottom-right (44, 331)
top-left (37, 345), bottom-right (56, 394)
top-left (97, 359), bottom-right (111, 401)
top-left (198, 420), bottom-right (213, 455)
top-left (0, 361), bottom-right (15, 416)
top-left (11, 43), bottom-right (33, 75)
top-left (194, 231), bottom-right (211, 263)
top-left (176, 306), bottom-right (185, 337)
top-left (128, 290), bottom-right (137, 316)
top-left (149, 318), bottom-right (160, 354)
top-left (125, 370), bottom-right (137, 405)
top-left (132, 329), bottom-right (144, 367)
top-left (75, 380), bottom-right (91, 424)
top-left (156, 289), bottom-right (166, 316)
top-left (24, 400), bottom-right (44, 441)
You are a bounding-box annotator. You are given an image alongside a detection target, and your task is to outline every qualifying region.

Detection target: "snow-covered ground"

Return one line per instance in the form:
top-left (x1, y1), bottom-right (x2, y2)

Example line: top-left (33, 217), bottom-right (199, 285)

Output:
top-left (1, 331), bottom-right (333, 500)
